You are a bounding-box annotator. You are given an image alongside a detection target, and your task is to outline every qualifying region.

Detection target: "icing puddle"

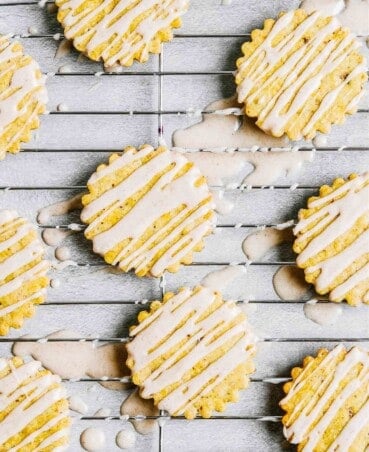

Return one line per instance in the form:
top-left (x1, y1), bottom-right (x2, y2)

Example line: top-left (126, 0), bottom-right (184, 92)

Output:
top-left (242, 226), bottom-right (294, 262)
top-left (200, 264), bottom-right (246, 292)
top-left (37, 193), bottom-right (83, 225)
top-left (303, 299), bottom-right (343, 326)
top-left (120, 389), bottom-right (159, 435)
top-left (12, 329), bottom-right (130, 390)
top-left (273, 265), bottom-right (311, 301)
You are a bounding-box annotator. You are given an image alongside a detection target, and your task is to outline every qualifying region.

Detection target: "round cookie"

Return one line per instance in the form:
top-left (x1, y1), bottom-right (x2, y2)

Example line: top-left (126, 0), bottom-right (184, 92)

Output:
top-left (81, 145), bottom-right (215, 278)
top-left (0, 35), bottom-right (47, 159)
top-left (293, 173), bottom-right (369, 306)
top-left (126, 286), bottom-right (256, 419)
top-left (55, 0), bottom-right (189, 68)
top-left (280, 345), bottom-right (369, 451)
top-left (235, 9), bottom-right (367, 140)
top-left (0, 356), bottom-right (71, 450)
top-left (0, 210), bottom-right (50, 335)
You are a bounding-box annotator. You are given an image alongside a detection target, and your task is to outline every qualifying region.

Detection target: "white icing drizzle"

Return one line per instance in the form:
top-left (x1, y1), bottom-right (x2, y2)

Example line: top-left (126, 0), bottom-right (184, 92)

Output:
top-left (236, 10), bottom-right (367, 139)
top-left (301, 0), bottom-right (369, 36)
top-left (81, 145), bottom-right (215, 277)
top-left (281, 345), bottom-right (369, 450)
top-left (0, 359), bottom-right (70, 450)
top-left (68, 395), bottom-right (88, 414)
top-left (57, 0), bottom-right (189, 67)
top-left (0, 210), bottom-right (49, 323)
top-left (37, 193), bottom-right (83, 225)
top-left (0, 35), bottom-right (47, 158)
top-left (127, 286), bottom-right (256, 416)
top-left (294, 172), bottom-right (369, 303)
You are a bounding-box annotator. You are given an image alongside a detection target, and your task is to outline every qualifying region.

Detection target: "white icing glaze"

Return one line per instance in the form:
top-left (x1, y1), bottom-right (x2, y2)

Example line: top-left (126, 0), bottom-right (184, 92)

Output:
top-left (273, 265), bottom-right (311, 300)
top-left (55, 246), bottom-right (71, 262)
top-left (93, 407), bottom-right (111, 417)
top-left (242, 227), bottom-right (293, 261)
top-left (211, 189), bottom-right (234, 215)
top-left (42, 228), bottom-right (73, 247)
top-left (80, 427), bottom-right (105, 452)
top-left (58, 0), bottom-right (189, 67)
top-left (0, 210), bottom-right (49, 320)
top-left (81, 145), bottom-right (215, 277)
top-left (281, 345), bottom-right (369, 450)
top-left (116, 429), bottom-right (136, 450)
top-left (200, 265), bottom-right (246, 292)
top-left (300, 0), bottom-right (345, 15)
top-left (236, 10), bottom-right (367, 139)
top-left (12, 329), bottom-right (129, 390)
top-left (303, 299), bottom-right (343, 325)
top-left (0, 359), bottom-right (70, 449)
top-left (294, 172), bottom-right (369, 303)
top-left (54, 38), bottom-right (73, 59)
top-left (0, 35), bottom-right (47, 158)
top-left (127, 286), bottom-right (256, 416)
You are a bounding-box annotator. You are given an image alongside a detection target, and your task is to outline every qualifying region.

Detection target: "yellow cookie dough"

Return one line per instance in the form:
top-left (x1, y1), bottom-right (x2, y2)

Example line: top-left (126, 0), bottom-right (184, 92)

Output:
top-left (293, 173), bottom-right (369, 305)
top-left (235, 9), bottom-right (367, 140)
top-left (126, 286), bottom-right (256, 419)
top-left (81, 145), bottom-right (215, 278)
top-left (0, 210), bottom-right (50, 335)
top-left (280, 345), bottom-right (369, 451)
top-left (55, 0), bottom-right (189, 67)
top-left (0, 356), bottom-right (70, 451)
top-left (0, 35), bottom-right (47, 159)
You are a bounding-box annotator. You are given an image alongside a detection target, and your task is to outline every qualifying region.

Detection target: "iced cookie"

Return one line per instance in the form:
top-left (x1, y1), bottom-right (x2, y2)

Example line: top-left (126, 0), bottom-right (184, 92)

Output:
top-left (55, 0), bottom-right (189, 68)
top-left (81, 145), bottom-right (215, 277)
top-left (0, 35), bottom-right (47, 159)
top-left (0, 356), bottom-right (70, 450)
top-left (280, 345), bottom-right (369, 451)
top-left (0, 210), bottom-right (50, 335)
top-left (235, 9), bottom-right (367, 140)
top-left (126, 286), bottom-right (256, 419)
top-left (293, 173), bottom-right (369, 305)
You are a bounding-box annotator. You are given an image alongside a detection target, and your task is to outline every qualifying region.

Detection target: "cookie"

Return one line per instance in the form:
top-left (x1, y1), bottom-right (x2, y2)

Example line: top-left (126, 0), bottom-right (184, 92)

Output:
top-left (0, 35), bottom-right (47, 160)
top-left (280, 345), bottom-right (369, 451)
top-left (81, 145), bottom-right (215, 278)
top-left (0, 210), bottom-right (50, 335)
top-left (55, 0), bottom-right (189, 68)
top-left (0, 356), bottom-right (70, 450)
top-left (126, 286), bottom-right (256, 419)
top-left (235, 9), bottom-right (367, 140)
top-left (293, 173), bottom-right (369, 306)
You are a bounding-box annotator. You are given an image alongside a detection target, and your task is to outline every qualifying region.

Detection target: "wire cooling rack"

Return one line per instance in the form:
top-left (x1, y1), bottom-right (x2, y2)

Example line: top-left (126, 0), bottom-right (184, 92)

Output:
top-left (1, 0), bottom-right (369, 450)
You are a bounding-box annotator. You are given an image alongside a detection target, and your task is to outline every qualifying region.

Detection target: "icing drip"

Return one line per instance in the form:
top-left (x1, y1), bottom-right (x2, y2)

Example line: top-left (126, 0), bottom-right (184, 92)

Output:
top-left (37, 194), bottom-right (83, 225)
top-left (242, 227), bottom-right (294, 261)
top-left (80, 428), bottom-right (105, 452)
top-left (116, 429), bottom-right (136, 449)
top-left (81, 145), bottom-right (215, 277)
top-left (120, 390), bottom-right (158, 435)
top-left (303, 299), bottom-right (343, 325)
top-left (200, 265), bottom-right (246, 292)
top-left (281, 345), bottom-right (369, 450)
top-left (0, 36), bottom-right (47, 158)
top-left (0, 358), bottom-right (70, 450)
top-left (57, 0), bottom-right (189, 67)
top-left (127, 286), bottom-right (256, 416)
top-left (273, 265), bottom-right (311, 300)
top-left (236, 10), bottom-right (367, 139)
top-left (0, 210), bottom-right (49, 330)
top-left (12, 329), bottom-right (130, 390)
top-left (294, 173), bottom-right (369, 303)
top-left (68, 395), bottom-right (88, 414)
top-left (42, 228), bottom-right (73, 247)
